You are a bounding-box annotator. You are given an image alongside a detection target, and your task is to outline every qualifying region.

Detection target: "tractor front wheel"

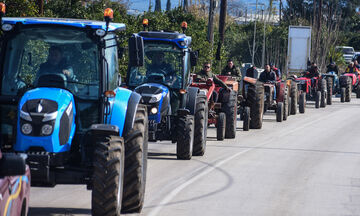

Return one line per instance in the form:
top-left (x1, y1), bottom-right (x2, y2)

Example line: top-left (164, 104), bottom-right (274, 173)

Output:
top-left (243, 106), bottom-right (250, 131)
top-left (176, 115), bottom-right (194, 160)
top-left (299, 93), bottom-right (306, 113)
top-left (276, 102), bottom-right (283, 122)
top-left (122, 104), bottom-right (148, 213)
top-left (327, 78), bottom-right (333, 105)
top-left (92, 135), bottom-right (125, 216)
top-left (193, 95), bottom-right (208, 156)
top-left (223, 91), bottom-right (237, 139)
top-left (315, 91), bottom-right (321, 108)
top-left (217, 112), bottom-right (226, 141)
top-left (341, 87), bottom-right (345, 102)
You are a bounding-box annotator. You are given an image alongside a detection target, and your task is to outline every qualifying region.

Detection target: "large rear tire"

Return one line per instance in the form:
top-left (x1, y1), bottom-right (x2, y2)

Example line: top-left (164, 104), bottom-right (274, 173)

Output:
top-left (276, 102), bottom-right (283, 122)
top-left (193, 95), bottom-right (208, 156)
top-left (243, 106), bottom-right (250, 131)
top-left (176, 115), bottom-right (194, 160)
top-left (315, 91), bottom-right (321, 108)
top-left (299, 92), bottom-right (306, 113)
top-left (92, 135), bottom-right (124, 216)
top-left (320, 90), bottom-right (326, 108)
top-left (122, 104), bottom-right (148, 213)
top-left (290, 81), bottom-right (298, 115)
top-left (327, 77), bottom-right (333, 105)
top-left (217, 112), bottom-right (226, 141)
top-left (223, 91), bottom-right (237, 139)
top-left (248, 81), bottom-right (264, 129)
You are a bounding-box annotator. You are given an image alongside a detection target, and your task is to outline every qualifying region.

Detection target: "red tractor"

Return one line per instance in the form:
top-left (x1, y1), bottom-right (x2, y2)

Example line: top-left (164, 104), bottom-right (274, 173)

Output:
top-left (262, 80), bottom-right (289, 122)
top-left (338, 73), bottom-right (360, 102)
top-left (295, 75), bottom-right (327, 112)
top-left (191, 75), bottom-right (238, 141)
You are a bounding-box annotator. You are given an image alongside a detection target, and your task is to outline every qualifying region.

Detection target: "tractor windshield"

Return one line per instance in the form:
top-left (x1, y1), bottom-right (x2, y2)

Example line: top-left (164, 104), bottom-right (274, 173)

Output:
top-left (1, 27), bottom-right (100, 99)
top-left (128, 41), bottom-right (184, 89)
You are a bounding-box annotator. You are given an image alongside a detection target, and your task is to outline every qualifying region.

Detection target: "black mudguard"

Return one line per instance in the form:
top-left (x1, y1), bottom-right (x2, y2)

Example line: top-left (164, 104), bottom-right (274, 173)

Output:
top-left (185, 87), bottom-right (199, 115)
top-left (123, 91), bottom-right (142, 136)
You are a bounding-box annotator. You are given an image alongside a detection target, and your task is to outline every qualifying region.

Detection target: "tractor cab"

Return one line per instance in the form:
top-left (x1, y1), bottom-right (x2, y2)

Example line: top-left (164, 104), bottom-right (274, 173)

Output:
top-left (0, 17), bottom-right (126, 151)
top-left (126, 21), bottom-right (205, 160)
top-left (0, 6), bottom-right (148, 214)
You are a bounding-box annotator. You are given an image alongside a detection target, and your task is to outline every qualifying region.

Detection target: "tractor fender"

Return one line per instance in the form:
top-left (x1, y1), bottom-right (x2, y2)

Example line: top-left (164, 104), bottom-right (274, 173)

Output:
top-left (123, 91), bottom-right (141, 136)
top-left (186, 86), bottom-right (199, 115)
top-left (107, 87), bottom-right (132, 137)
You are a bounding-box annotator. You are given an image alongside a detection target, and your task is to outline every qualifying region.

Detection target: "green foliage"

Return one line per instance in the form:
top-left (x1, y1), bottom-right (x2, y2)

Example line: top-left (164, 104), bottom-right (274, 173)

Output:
top-left (4, 0), bottom-right (38, 17)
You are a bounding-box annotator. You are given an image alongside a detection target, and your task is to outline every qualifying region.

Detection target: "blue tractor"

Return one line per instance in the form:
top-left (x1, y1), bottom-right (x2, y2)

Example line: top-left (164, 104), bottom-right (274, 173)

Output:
top-left (0, 8), bottom-right (148, 215)
top-left (126, 21), bottom-right (208, 159)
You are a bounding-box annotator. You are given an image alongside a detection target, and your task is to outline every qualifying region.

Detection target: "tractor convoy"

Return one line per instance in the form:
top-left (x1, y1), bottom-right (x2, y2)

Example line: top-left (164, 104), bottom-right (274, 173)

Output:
top-left (0, 3), bottom-right (359, 216)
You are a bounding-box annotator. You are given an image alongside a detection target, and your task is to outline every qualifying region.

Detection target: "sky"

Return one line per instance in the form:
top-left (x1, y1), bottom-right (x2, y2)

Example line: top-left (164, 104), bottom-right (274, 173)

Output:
top-left (127, 0), bottom-right (281, 13)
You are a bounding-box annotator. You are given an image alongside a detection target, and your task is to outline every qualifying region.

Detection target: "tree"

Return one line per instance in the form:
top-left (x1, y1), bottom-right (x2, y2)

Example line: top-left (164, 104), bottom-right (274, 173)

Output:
top-left (155, 0), bottom-right (162, 12)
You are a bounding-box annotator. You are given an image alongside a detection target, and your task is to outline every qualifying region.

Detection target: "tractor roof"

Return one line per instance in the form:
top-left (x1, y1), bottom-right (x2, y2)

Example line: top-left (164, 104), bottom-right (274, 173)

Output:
top-left (2, 17), bottom-right (126, 32)
top-left (137, 31), bottom-right (192, 49)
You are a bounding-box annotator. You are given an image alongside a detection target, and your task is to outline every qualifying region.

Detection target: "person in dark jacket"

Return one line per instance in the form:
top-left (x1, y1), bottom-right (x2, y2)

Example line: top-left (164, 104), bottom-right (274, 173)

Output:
top-left (197, 62), bottom-right (231, 102)
top-left (245, 65), bottom-right (258, 78)
top-left (305, 63), bottom-right (319, 78)
top-left (259, 64), bottom-right (276, 100)
top-left (326, 62), bottom-right (339, 75)
top-left (259, 64), bottom-right (276, 83)
top-left (221, 59), bottom-right (241, 80)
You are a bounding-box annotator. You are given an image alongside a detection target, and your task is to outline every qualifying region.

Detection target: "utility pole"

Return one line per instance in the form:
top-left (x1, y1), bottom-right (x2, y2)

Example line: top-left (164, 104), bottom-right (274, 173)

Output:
top-left (252, 0), bottom-right (258, 65)
top-left (207, 0), bottom-right (216, 45)
top-left (216, 0), bottom-right (227, 61)
top-left (261, 8), bottom-right (266, 67)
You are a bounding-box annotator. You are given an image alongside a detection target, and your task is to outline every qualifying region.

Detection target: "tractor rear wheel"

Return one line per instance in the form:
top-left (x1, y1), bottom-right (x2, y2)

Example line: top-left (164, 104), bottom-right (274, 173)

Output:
top-left (341, 87), bottom-right (345, 102)
top-left (276, 102), bottom-right (283, 122)
top-left (320, 91), bottom-right (326, 108)
top-left (290, 81), bottom-right (298, 115)
top-left (92, 135), bottom-right (124, 216)
top-left (243, 106), bottom-right (250, 131)
top-left (315, 91), bottom-right (321, 108)
top-left (217, 112), bottom-right (226, 141)
top-left (327, 77), bottom-right (333, 105)
top-left (193, 95), bottom-right (208, 156)
top-left (299, 92), bottom-right (306, 113)
top-left (176, 115), bottom-right (194, 160)
top-left (248, 81), bottom-right (264, 129)
top-left (223, 91), bottom-right (237, 139)
top-left (122, 104), bottom-right (148, 213)
top-left (288, 97), bottom-right (292, 116)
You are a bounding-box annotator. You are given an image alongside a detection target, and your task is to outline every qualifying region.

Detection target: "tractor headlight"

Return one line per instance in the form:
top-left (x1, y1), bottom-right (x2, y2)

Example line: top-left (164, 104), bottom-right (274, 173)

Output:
top-left (41, 124), bottom-right (53, 136)
top-left (150, 107), bottom-right (158, 114)
top-left (20, 110), bottom-right (32, 121)
top-left (21, 123), bottom-right (32, 135)
top-left (149, 93), bottom-right (162, 103)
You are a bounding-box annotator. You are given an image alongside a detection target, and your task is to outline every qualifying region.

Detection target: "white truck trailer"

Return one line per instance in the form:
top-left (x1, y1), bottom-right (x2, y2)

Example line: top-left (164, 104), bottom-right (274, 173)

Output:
top-left (286, 26), bottom-right (312, 74)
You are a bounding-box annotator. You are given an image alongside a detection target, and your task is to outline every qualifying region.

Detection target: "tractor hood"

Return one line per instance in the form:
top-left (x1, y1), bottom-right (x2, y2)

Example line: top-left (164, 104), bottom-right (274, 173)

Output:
top-left (14, 87), bottom-right (76, 153)
top-left (135, 83), bottom-right (170, 122)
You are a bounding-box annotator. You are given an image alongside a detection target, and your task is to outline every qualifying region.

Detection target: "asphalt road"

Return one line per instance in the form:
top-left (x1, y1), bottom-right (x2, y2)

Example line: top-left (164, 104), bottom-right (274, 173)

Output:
top-left (29, 95), bottom-right (360, 216)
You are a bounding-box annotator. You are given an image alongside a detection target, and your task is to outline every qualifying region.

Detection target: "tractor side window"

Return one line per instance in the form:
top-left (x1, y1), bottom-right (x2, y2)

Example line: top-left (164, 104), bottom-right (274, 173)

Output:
top-left (104, 34), bottom-right (119, 90)
top-left (184, 52), bottom-right (190, 85)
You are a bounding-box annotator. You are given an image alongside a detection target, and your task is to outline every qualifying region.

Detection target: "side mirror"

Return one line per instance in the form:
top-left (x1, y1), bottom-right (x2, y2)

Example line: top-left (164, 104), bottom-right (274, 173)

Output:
top-left (129, 35), bottom-right (144, 67)
top-left (190, 50), bottom-right (199, 67)
top-left (0, 153), bottom-right (26, 177)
